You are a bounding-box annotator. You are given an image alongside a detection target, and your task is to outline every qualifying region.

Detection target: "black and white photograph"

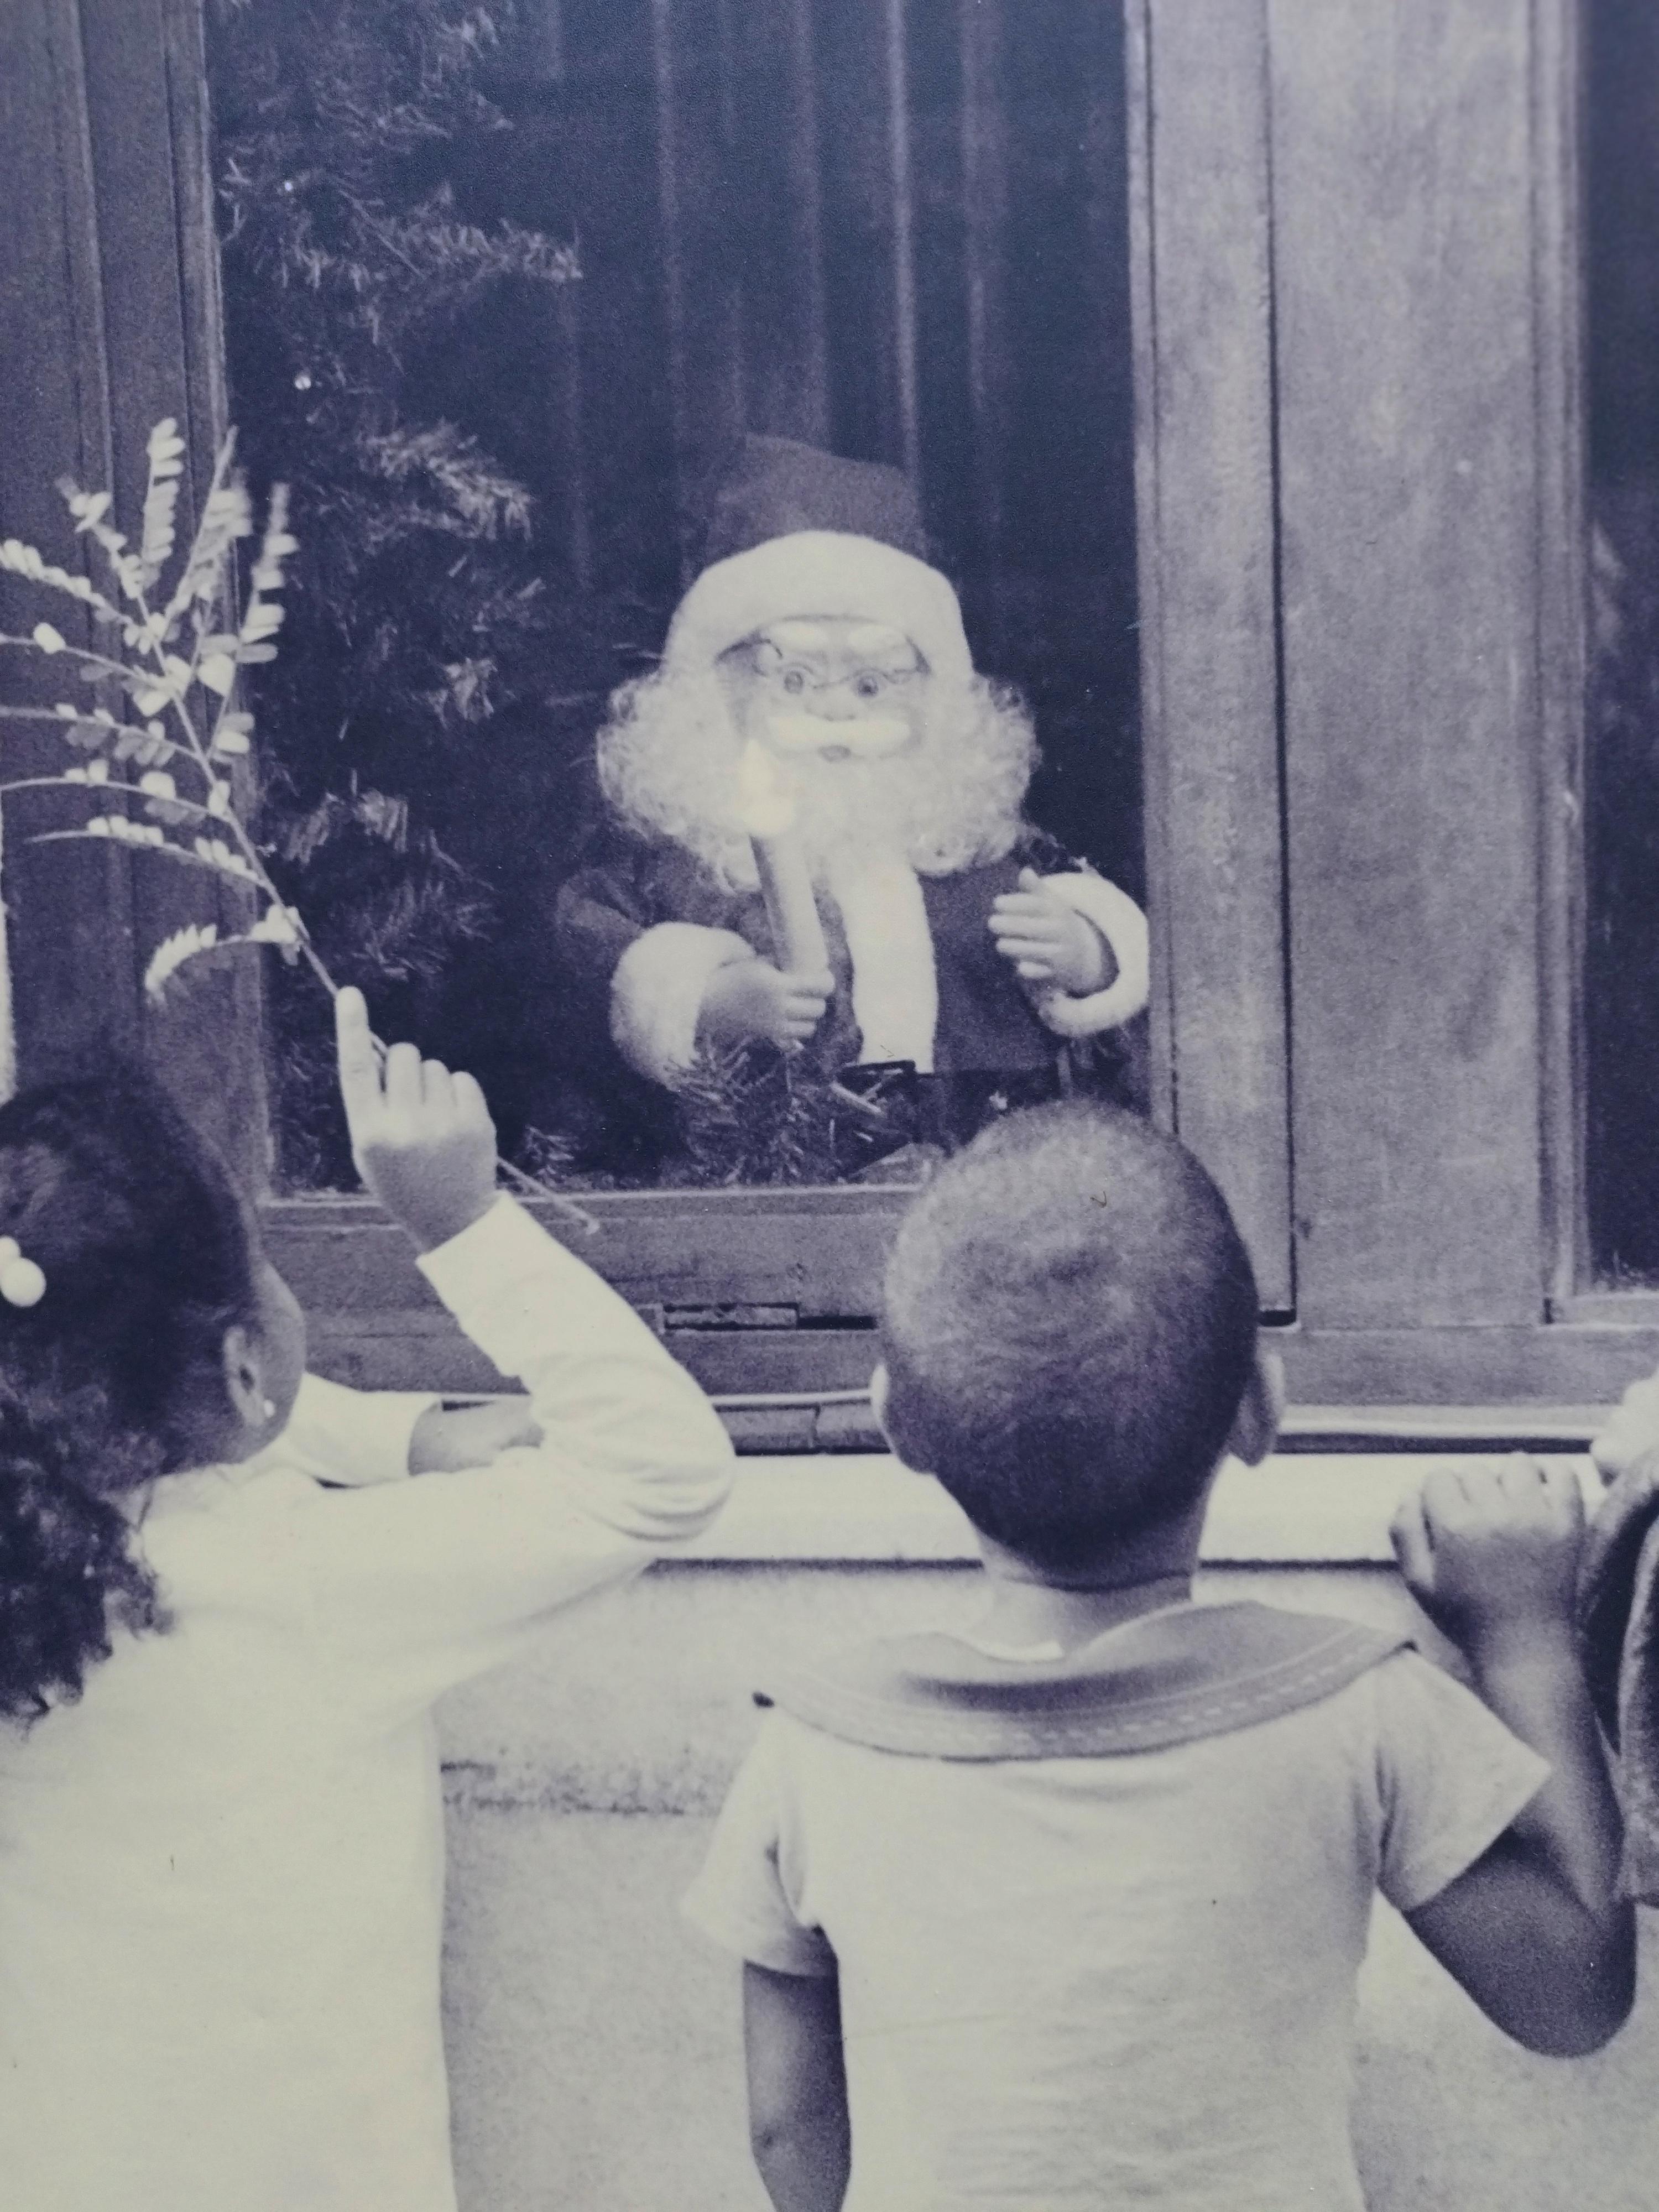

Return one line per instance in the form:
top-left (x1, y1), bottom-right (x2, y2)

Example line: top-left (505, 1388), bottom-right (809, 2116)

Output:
top-left (1, 0), bottom-right (1657, 2205)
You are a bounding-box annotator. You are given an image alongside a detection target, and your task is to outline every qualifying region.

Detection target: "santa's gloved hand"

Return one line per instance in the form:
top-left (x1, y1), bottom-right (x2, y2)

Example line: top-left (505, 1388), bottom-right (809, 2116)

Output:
top-left (698, 958), bottom-right (834, 1051)
top-left (989, 869), bottom-right (1109, 996)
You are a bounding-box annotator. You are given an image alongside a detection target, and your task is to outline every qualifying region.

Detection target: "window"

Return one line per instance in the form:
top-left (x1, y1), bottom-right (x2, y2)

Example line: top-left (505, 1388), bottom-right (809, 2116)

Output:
top-left (205, 0), bottom-right (1149, 1195)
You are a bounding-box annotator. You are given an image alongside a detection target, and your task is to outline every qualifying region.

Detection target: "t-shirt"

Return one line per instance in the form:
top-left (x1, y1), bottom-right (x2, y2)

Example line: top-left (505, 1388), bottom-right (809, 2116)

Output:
top-left (0, 1196), bottom-right (733, 2212)
top-left (683, 1640), bottom-right (1550, 2212)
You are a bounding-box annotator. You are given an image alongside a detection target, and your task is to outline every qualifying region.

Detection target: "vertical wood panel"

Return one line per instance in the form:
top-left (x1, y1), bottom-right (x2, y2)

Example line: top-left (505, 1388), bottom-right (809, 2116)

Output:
top-left (1129, 0), bottom-right (1293, 1307)
top-left (0, 0), bottom-right (143, 1092)
top-left (0, 0), bottom-right (266, 1177)
top-left (1532, 0), bottom-right (1585, 1308)
top-left (882, 0), bottom-right (921, 483)
top-left (1270, 0), bottom-right (1544, 1326)
top-left (958, 0), bottom-right (1008, 634)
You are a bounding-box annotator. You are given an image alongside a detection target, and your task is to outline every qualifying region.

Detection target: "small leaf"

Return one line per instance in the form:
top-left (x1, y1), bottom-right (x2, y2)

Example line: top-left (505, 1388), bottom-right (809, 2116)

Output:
top-left (143, 922), bottom-right (219, 1005)
top-left (247, 904), bottom-right (299, 947)
top-left (138, 771), bottom-right (176, 800)
top-left (197, 652), bottom-right (237, 696)
top-left (68, 490), bottom-right (112, 532)
top-left (211, 729), bottom-right (251, 756)
top-left (31, 623), bottom-right (66, 655)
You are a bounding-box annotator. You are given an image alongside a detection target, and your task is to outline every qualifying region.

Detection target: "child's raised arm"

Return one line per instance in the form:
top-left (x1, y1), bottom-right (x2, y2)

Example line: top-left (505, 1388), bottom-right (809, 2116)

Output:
top-left (269, 990), bottom-right (734, 1702)
top-left (1390, 1459), bottom-right (1635, 2055)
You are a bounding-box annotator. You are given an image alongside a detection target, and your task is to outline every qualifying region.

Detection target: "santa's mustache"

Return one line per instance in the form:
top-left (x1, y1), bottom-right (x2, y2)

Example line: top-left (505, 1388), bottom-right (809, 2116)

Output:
top-left (764, 711), bottom-right (912, 760)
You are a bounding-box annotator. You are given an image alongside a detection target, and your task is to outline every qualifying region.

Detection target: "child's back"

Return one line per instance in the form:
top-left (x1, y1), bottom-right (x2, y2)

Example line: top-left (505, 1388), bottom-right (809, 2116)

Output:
top-left (0, 1407), bottom-right (456, 2206)
top-left (0, 1000), bottom-right (733, 2211)
top-left (687, 1103), bottom-right (1632, 2211)
top-left (691, 1611), bottom-right (1549, 2209)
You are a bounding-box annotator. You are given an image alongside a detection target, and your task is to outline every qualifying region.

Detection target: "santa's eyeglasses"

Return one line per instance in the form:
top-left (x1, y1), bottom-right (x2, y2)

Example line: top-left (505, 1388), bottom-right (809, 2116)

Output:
top-left (752, 656), bottom-right (924, 700)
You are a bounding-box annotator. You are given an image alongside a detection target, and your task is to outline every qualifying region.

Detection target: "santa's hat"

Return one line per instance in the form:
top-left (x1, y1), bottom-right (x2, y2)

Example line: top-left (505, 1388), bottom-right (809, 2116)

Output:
top-left (661, 436), bottom-right (973, 686)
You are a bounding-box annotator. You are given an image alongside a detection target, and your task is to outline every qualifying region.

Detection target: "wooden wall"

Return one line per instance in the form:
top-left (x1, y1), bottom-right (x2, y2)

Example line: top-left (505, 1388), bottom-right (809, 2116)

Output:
top-left (0, 0), bottom-right (267, 1175)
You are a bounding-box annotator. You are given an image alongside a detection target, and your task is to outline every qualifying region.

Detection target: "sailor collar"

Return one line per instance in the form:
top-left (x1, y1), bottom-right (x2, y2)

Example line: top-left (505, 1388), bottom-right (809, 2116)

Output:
top-left (758, 1600), bottom-right (1410, 1761)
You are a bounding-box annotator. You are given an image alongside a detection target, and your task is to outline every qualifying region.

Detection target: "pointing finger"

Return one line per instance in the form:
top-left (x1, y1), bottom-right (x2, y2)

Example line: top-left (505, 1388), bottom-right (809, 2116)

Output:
top-left (335, 987), bottom-right (382, 1121)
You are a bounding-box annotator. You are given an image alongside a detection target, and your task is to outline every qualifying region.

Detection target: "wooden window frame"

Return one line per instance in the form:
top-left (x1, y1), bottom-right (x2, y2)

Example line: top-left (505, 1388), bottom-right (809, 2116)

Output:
top-left (7, 0), bottom-right (1656, 1415)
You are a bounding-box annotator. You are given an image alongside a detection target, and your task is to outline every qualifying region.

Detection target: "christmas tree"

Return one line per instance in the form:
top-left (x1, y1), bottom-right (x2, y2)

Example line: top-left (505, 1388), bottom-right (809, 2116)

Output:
top-left (207, 0), bottom-right (623, 1185)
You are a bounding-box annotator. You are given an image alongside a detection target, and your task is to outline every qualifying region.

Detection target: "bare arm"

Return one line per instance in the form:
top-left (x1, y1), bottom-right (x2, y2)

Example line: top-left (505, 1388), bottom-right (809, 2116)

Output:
top-left (744, 1963), bottom-right (851, 2212)
top-left (1392, 1460), bottom-right (1635, 2056)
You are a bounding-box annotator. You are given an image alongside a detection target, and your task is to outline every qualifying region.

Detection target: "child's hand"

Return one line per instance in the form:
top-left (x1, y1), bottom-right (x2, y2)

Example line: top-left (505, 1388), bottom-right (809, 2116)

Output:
top-left (1390, 1457), bottom-right (1584, 1657)
top-left (989, 868), bottom-right (1107, 994)
top-left (335, 985), bottom-right (497, 1252)
top-left (1592, 1368), bottom-right (1659, 1486)
top-left (698, 958), bottom-right (833, 1050)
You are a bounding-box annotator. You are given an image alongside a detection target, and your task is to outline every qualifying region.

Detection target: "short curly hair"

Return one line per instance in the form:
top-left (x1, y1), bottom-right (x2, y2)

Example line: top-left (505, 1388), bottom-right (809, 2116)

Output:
top-left (0, 1068), bottom-right (263, 1723)
top-left (879, 1102), bottom-right (1259, 1571)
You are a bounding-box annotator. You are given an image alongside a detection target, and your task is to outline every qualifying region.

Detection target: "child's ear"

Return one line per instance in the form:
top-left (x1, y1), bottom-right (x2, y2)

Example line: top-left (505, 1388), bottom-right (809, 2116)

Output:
top-left (220, 1323), bottom-right (270, 1436)
top-left (1227, 1343), bottom-right (1285, 1470)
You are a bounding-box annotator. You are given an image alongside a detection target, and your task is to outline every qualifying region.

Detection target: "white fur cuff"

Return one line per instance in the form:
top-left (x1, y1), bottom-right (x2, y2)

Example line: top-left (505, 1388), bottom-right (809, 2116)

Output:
top-left (611, 923), bottom-right (757, 1087)
top-left (1036, 873), bottom-right (1151, 1036)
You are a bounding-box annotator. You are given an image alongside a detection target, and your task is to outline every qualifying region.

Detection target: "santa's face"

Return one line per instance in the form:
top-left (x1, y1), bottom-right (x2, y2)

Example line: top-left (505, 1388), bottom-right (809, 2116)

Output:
top-left (718, 618), bottom-right (928, 767)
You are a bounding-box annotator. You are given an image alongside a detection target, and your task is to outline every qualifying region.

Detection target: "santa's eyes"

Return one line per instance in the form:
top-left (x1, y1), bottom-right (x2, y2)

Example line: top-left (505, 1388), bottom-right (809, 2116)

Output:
top-left (764, 663), bottom-right (902, 698)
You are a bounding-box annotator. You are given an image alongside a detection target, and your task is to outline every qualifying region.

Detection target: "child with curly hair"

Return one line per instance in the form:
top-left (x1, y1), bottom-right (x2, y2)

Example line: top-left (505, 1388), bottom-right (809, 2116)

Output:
top-left (0, 987), bottom-right (732, 2211)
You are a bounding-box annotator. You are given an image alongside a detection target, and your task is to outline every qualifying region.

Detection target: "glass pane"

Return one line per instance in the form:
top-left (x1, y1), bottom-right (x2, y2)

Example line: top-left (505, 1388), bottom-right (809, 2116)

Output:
top-left (1587, 0), bottom-right (1659, 1277)
top-left (206, 0), bottom-right (1145, 1190)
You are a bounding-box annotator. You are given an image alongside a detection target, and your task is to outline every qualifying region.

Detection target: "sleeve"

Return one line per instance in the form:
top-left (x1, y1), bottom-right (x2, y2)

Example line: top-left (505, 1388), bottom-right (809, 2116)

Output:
top-left (1034, 869), bottom-right (1150, 1035)
top-left (681, 1714), bottom-right (839, 1978)
top-left (293, 1195), bottom-right (735, 1704)
top-left (1369, 1650), bottom-right (1554, 1914)
top-left (554, 858), bottom-right (655, 993)
top-left (248, 1373), bottom-right (437, 1488)
top-left (556, 853), bottom-right (755, 1087)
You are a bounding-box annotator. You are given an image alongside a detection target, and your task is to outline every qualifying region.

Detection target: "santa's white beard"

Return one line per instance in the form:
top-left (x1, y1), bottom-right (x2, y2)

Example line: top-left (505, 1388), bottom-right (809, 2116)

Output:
top-left (597, 665), bottom-right (1038, 893)
top-left (769, 750), bottom-right (924, 879)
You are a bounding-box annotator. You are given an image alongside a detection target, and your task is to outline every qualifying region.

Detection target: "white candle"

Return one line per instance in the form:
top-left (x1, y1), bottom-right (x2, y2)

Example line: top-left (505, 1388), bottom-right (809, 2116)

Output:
top-left (735, 740), bottom-right (829, 975)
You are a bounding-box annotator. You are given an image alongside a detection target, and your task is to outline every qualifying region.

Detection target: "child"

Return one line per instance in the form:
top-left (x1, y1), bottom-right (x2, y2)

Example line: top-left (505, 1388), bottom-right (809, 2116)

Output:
top-left (683, 1102), bottom-right (1632, 2212)
top-left (0, 987), bottom-right (733, 2212)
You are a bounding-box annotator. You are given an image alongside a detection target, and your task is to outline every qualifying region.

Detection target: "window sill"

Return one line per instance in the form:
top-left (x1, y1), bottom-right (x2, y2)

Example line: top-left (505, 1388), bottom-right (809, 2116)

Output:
top-left (672, 1447), bottom-right (1598, 1567)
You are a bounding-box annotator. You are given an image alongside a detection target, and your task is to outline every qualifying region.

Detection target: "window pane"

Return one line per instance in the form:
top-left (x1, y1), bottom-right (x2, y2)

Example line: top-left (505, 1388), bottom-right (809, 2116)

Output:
top-left (1587, 0), bottom-right (1659, 1277)
top-left (208, 0), bottom-right (1144, 1190)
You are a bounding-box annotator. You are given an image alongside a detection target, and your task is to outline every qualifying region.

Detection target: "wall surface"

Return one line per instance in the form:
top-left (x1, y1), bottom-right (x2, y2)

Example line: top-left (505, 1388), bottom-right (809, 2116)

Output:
top-left (432, 1537), bottom-right (1659, 2212)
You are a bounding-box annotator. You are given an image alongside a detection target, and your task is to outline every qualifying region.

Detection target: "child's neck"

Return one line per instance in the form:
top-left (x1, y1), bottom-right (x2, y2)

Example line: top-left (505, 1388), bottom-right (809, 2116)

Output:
top-left (971, 1516), bottom-right (1204, 1656)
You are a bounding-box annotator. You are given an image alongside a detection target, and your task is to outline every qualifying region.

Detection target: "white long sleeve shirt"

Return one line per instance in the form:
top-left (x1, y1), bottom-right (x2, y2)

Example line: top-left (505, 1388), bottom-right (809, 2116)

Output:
top-left (0, 1196), bottom-right (733, 2212)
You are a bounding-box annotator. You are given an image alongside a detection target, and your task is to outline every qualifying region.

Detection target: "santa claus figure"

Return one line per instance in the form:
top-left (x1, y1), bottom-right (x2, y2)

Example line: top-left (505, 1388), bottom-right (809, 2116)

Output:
top-left (554, 436), bottom-right (1148, 1163)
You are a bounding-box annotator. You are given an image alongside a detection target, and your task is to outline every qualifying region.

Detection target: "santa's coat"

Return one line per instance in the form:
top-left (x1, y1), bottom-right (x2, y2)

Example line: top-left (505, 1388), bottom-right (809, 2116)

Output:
top-left (553, 823), bottom-right (1147, 1093)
